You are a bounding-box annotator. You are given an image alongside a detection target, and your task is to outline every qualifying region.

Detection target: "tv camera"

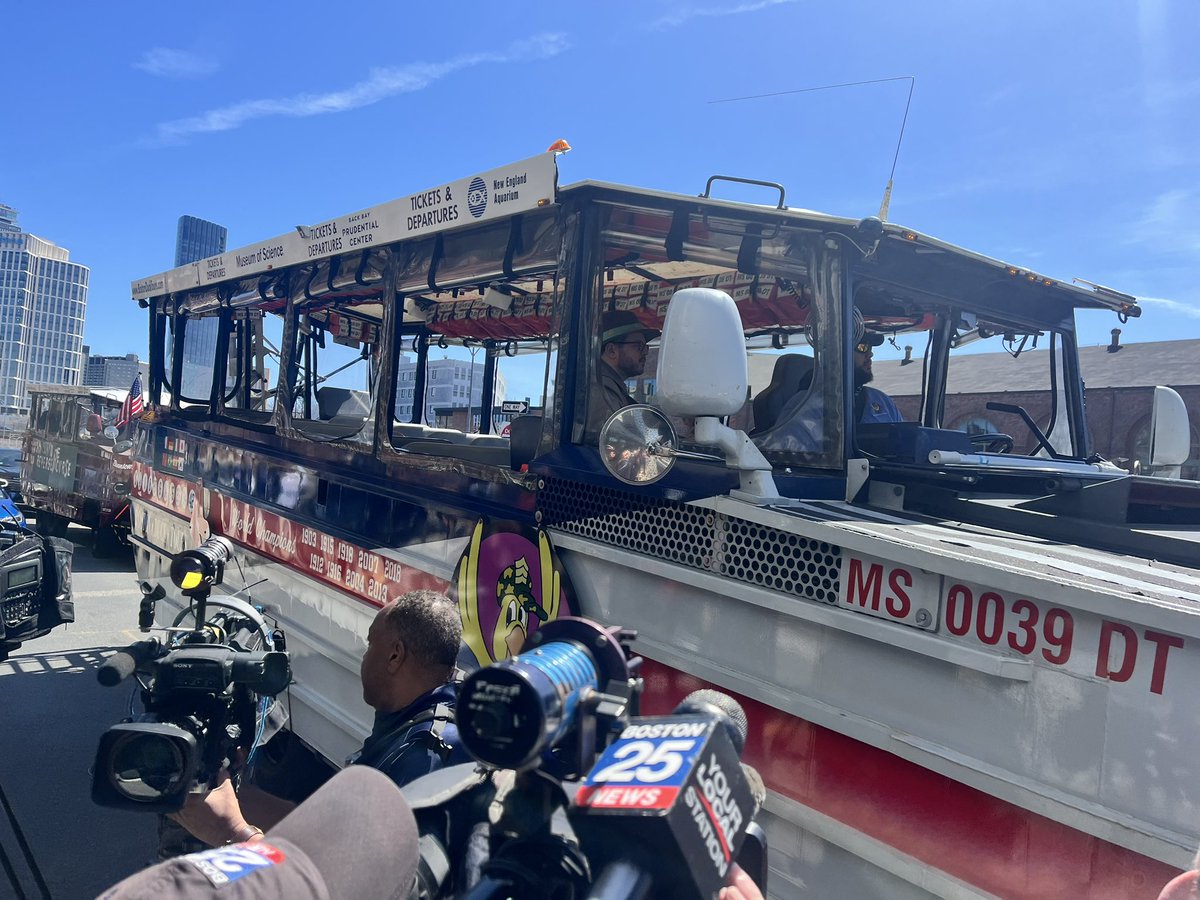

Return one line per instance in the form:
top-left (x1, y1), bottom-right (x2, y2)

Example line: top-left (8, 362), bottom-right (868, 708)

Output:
top-left (0, 521), bottom-right (74, 662)
top-left (91, 536), bottom-right (291, 812)
top-left (407, 616), bottom-right (766, 899)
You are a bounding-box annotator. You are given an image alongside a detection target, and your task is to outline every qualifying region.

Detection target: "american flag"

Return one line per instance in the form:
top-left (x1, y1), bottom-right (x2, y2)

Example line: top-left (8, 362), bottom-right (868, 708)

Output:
top-left (116, 374), bottom-right (144, 428)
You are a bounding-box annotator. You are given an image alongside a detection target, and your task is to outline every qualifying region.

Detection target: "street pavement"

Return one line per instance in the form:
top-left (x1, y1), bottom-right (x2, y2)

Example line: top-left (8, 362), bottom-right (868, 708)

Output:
top-left (0, 524), bottom-right (157, 899)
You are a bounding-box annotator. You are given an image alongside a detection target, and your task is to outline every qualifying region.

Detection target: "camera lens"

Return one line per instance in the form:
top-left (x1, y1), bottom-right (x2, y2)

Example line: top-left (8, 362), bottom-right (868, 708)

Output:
top-left (108, 731), bottom-right (187, 801)
top-left (458, 639), bottom-right (599, 770)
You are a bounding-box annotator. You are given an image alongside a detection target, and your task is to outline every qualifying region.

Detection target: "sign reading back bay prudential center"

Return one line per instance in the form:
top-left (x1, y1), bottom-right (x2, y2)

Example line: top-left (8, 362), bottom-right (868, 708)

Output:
top-left (131, 153), bottom-right (559, 301)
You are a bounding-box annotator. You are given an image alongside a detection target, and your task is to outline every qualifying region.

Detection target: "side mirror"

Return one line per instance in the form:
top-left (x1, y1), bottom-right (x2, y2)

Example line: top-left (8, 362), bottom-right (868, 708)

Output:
top-left (114, 440), bottom-right (135, 454)
top-left (103, 425), bottom-right (119, 440)
top-left (656, 288), bottom-right (747, 417)
top-left (1148, 385), bottom-right (1190, 476)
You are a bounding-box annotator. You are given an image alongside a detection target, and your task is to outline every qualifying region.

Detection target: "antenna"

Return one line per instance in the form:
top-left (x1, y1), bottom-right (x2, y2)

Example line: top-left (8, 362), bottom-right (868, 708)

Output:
top-left (710, 75), bottom-right (916, 222)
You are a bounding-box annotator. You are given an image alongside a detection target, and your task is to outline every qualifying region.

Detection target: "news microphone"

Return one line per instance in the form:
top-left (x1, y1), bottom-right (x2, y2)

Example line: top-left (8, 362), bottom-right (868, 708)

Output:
top-left (675, 689), bottom-right (748, 756)
top-left (740, 762), bottom-right (766, 816)
top-left (570, 691), bottom-right (757, 900)
top-left (97, 638), bottom-right (161, 687)
top-left (728, 757), bottom-right (769, 890)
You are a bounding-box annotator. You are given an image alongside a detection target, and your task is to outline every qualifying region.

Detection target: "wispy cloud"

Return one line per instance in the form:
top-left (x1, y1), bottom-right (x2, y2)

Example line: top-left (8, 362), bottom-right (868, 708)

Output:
top-left (1137, 296), bottom-right (1200, 320)
top-left (150, 32), bottom-right (568, 146)
top-left (651, 0), bottom-right (799, 30)
top-left (1130, 189), bottom-right (1200, 256)
top-left (134, 48), bottom-right (218, 79)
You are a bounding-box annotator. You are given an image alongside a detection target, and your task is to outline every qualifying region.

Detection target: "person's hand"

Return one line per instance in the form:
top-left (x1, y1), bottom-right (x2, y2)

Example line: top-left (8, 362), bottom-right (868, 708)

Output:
top-left (720, 864), bottom-right (766, 900)
top-left (168, 770), bottom-right (259, 847)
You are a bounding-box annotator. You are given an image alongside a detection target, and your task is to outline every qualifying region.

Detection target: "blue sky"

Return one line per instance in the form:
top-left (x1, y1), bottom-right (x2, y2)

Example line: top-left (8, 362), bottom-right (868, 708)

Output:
top-left (6, 0), bottom-right (1198, 372)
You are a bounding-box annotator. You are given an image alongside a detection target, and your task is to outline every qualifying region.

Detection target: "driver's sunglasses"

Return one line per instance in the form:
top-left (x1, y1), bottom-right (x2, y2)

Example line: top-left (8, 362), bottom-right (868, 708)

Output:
top-left (613, 339), bottom-right (649, 349)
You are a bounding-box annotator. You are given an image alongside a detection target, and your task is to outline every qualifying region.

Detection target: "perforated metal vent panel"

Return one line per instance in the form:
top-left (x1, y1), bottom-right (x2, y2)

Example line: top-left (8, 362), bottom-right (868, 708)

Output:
top-left (539, 478), bottom-right (715, 569)
top-left (717, 517), bottom-right (842, 604)
top-left (539, 478), bottom-right (842, 603)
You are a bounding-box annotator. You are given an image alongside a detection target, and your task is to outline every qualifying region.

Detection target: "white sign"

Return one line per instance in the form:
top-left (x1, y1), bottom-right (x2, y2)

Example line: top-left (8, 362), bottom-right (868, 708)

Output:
top-left (132, 153), bottom-right (559, 301)
top-left (501, 400), bottom-right (530, 415)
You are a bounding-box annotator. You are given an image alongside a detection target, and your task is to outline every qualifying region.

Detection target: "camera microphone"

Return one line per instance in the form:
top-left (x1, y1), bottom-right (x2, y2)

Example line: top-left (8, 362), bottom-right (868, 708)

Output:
top-left (570, 689), bottom-right (760, 900)
top-left (97, 638), bottom-right (161, 687)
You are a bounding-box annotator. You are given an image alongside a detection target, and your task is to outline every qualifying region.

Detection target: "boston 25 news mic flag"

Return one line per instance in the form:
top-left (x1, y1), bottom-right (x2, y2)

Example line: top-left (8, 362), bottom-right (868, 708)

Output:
top-left (115, 373), bottom-right (143, 433)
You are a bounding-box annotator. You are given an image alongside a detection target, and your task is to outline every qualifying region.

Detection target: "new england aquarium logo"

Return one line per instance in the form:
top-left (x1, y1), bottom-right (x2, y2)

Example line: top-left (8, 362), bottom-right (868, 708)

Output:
top-left (466, 177), bottom-right (489, 218)
top-left (451, 519), bottom-right (575, 667)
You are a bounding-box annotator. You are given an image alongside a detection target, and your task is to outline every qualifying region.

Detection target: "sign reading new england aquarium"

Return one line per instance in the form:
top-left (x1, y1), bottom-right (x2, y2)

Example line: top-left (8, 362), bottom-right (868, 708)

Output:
top-left (132, 153), bottom-right (559, 300)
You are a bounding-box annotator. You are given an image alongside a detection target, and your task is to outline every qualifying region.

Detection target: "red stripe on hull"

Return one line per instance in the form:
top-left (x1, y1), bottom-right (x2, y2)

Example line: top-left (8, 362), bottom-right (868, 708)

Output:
top-left (638, 658), bottom-right (1178, 899)
top-left (131, 464), bottom-right (449, 608)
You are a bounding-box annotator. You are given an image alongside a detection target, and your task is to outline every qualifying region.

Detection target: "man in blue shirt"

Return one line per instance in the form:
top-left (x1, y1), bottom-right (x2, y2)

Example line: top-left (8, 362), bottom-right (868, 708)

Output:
top-left (854, 334), bottom-right (902, 424)
top-left (171, 590), bottom-right (468, 846)
top-left (349, 589), bottom-right (469, 784)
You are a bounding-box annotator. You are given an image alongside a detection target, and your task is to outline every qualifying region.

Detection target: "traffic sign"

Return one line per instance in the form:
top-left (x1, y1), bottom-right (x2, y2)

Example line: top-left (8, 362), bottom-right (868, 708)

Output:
top-left (501, 400), bottom-right (529, 415)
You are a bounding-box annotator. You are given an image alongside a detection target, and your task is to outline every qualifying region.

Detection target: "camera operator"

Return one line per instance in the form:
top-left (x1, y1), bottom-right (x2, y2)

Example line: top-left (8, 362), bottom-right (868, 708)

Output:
top-left (172, 589), bottom-right (470, 847)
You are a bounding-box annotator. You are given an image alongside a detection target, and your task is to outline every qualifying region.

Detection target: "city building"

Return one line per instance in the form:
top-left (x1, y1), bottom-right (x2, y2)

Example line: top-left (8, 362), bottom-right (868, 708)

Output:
top-left (395, 354), bottom-right (506, 429)
top-left (174, 216), bottom-right (228, 398)
top-left (0, 205), bottom-right (89, 416)
top-left (81, 347), bottom-right (144, 389)
top-left (175, 215), bottom-right (228, 268)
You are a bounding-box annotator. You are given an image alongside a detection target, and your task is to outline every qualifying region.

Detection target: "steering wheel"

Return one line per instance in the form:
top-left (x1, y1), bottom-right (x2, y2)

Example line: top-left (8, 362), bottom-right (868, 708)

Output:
top-left (968, 432), bottom-right (1014, 454)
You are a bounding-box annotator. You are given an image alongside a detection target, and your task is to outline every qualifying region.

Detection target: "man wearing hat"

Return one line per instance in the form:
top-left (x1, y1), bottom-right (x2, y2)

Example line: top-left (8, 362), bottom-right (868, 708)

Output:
top-left (854, 332), bottom-right (902, 424)
top-left (585, 310), bottom-right (661, 440)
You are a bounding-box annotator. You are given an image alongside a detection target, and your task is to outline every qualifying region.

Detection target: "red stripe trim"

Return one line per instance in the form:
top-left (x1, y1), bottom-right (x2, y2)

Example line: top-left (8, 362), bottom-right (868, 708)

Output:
top-left (696, 786), bottom-right (733, 861)
top-left (131, 463), bottom-right (449, 608)
top-left (638, 658), bottom-right (1178, 899)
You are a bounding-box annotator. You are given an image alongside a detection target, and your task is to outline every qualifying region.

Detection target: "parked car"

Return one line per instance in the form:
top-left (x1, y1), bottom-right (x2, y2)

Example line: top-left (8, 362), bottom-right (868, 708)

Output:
top-left (0, 483), bottom-right (25, 527)
top-left (0, 448), bottom-right (23, 508)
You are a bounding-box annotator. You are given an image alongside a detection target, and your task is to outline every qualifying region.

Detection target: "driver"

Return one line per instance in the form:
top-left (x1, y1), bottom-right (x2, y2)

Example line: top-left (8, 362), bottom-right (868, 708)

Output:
top-left (854, 333), bottom-right (902, 424)
top-left (585, 310), bottom-right (661, 440)
top-left (753, 329), bottom-right (902, 454)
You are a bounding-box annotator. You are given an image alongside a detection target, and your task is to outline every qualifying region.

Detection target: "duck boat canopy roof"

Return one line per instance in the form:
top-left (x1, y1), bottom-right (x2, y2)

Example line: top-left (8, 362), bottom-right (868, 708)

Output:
top-left (130, 151), bottom-right (1139, 341)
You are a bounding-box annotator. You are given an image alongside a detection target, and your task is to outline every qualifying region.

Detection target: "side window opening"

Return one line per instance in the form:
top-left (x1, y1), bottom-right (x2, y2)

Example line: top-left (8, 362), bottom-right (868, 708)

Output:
top-left (389, 334), bottom-right (552, 469)
top-left (222, 308), bottom-right (287, 423)
top-left (286, 248), bottom-right (390, 445)
top-left (941, 325), bottom-right (1076, 458)
top-left (166, 312), bottom-right (221, 410)
top-left (385, 210), bottom-right (562, 468)
top-left (290, 306), bottom-right (382, 443)
top-left (221, 273), bottom-right (289, 424)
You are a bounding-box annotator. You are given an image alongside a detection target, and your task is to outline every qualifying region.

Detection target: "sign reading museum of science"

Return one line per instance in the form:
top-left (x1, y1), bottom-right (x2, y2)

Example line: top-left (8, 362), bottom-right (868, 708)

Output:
top-left (131, 153), bottom-right (559, 301)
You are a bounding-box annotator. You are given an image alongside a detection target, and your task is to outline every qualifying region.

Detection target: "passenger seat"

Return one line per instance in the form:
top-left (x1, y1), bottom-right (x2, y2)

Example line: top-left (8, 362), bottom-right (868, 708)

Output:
top-left (750, 354), bottom-right (814, 435)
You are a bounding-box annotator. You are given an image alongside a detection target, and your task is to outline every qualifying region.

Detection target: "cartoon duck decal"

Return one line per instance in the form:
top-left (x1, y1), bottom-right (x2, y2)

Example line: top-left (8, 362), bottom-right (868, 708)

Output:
top-left (453, 519), bottom-right (575, 667)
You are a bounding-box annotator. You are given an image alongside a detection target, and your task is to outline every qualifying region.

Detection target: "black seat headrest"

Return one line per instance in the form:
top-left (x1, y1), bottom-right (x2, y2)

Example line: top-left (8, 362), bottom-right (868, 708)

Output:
top-left (509, 415), bottom-right (542, 470)
top-left (751, 354), bottom-right (814, 435)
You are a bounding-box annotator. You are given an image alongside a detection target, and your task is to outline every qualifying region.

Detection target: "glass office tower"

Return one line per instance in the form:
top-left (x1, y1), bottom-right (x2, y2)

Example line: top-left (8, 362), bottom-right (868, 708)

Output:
top-left (0, 206), bottom-right (89, 415)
